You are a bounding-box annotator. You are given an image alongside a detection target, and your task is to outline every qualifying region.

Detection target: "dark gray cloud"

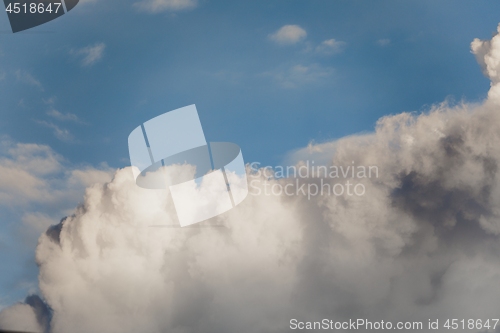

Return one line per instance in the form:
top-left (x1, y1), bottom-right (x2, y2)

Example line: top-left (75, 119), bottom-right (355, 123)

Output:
top-left (0, 295), bottom-right (50, 333)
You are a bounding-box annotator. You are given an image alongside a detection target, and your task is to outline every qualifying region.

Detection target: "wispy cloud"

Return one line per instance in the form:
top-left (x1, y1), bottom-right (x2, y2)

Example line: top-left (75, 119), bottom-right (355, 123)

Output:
top-left (70, 43), bottom-right (106, 67)
top-left (315, 38), bottom-right (346, 55)
top-left (269, 25), bottom-right (307, 45)
top-left (47, 109), bottom-right (85, 124)
top-left (133, 0), bottom-right (197, 13)
top-left (263, 63), bottom-right (334, 89)
top-left (43, 97), bottom-right (56, 105)
top-left (0, 138), bottom-right (113, 207)
top-left (377, 38), bottom-right (390, 46)
top-left (35, 120), bottom-right (73, 142)
top-left (0, 138), bottom-right (113, 247)
top-left (15, 70), bottom-right (42, 90)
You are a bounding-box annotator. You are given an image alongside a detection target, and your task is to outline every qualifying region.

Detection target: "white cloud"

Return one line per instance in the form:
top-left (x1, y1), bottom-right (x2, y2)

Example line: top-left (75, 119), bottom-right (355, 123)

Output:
top-left (377, 38), bottom-right (391, 46)
top-left (315, 38), bottom-right (346, 55)
top-left (70, 43), bottom-right (106, 67)
top-left (133, 0), bottom-right (197, 13)
top-left (269, 25), bottom-right (307, 45)
top-left (263, 63), bottom-right (334, 88)
top-left (15, 70), bottom-right (42, 90)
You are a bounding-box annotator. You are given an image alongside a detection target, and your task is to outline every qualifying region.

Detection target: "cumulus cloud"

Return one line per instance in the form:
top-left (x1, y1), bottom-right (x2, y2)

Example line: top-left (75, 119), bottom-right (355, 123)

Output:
top-left (27, 95), bottom-right (500, 333)
top-left (70, 43), bottom-right (106, 67)
top-left (471, 24), bottom-right (500, 102)
top-left (4, 24), bottom-right (500, 333)
top-left (269, 25), bottom-right (307, 45)
top-left (33, 167), bottom-right (302, 333)
top-left (133, 0), bottom-right (197, 13)
top-left (315, 38), bottom-right (346, 55)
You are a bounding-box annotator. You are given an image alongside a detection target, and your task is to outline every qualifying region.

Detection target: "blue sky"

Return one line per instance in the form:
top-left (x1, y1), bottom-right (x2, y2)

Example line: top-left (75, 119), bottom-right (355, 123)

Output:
top-left (1, 0), bottom-right (500, 309)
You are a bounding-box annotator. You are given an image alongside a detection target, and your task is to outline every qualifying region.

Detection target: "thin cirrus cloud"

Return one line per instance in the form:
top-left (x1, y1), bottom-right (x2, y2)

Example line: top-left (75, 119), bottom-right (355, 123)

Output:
top-left (269, 24), bottom-right (307, 45)
top-left (15, 70), bottom-right (42, 90)
top-left (377, 38), bottom-right (391, 46)
top-left (133, 0), bottom-right (197, 13)
top-left (70, 43), bottom-right (106, 67)
top-left (47, 109), bottom-right (85, 124)
top-left (35, 120), bottom-right (73, 143)
top-left (263, 63), bottom-right (334, 89)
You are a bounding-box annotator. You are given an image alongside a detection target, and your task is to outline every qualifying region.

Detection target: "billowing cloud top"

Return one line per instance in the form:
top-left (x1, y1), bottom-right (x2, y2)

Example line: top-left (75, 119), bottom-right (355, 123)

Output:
top-left (472, 24), bottom-right (500, 101)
